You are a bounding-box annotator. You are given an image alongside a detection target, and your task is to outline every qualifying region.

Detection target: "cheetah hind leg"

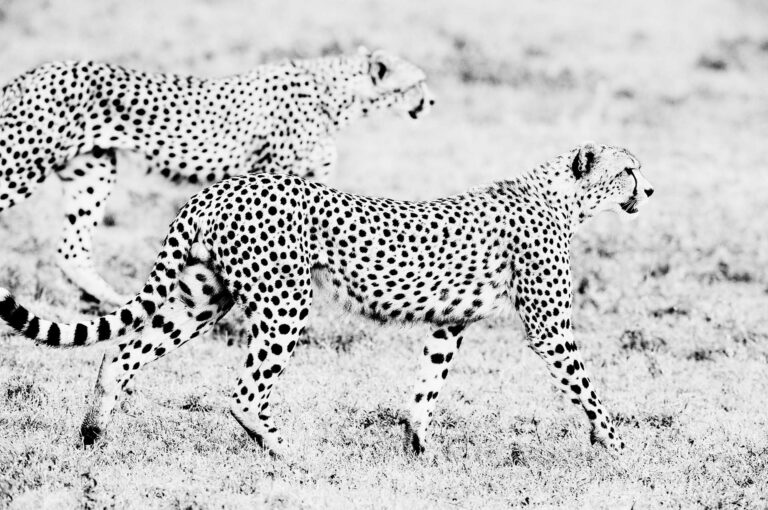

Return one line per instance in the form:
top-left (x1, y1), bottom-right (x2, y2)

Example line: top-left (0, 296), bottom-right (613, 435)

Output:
top-left (80, 251), bottom-right (234, 445)
top-left (229, 291), bottom-right (311, 456)
top-left (56, 149), bottom-right (129, 306)
top-left (80, 348), bottom-right (137, 446)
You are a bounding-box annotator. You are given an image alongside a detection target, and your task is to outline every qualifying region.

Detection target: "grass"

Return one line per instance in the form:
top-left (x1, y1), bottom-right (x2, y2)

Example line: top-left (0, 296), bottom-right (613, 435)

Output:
top-left (1, 0), bottom-right (768, 508)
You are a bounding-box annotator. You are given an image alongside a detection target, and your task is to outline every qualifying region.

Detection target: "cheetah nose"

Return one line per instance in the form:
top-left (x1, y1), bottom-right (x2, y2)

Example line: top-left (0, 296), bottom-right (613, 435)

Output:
top-left (644, 188), bottom-right (654, 198)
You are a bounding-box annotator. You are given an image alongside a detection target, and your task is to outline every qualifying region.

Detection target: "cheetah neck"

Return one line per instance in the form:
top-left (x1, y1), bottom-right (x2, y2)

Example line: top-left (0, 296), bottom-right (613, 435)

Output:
top-left (291, 55), bottom-right (370, 131)
top-left (495, 151), bottom-right (584, 232)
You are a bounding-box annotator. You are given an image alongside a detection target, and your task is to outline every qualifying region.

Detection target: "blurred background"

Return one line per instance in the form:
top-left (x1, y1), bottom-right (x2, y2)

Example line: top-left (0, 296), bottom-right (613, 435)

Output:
top-left (1, 0), bottom-right (767, 507)
top-left (1, 0), bottom-right (766, 290)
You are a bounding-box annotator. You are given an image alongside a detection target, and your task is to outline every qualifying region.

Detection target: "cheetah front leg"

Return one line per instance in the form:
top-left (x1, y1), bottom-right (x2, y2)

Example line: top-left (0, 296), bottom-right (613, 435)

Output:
top-left (513, 256), bottom-right (624, 452)
top-left (405, 324), bottom-right (466, 455)
top-left (229, 305), bottom-right (311, 455)
top-left (226, 264), bottom-right (313, 456)
top-left (56, 148), bottom-right (126, 305)
top-left (528, 330), bottom-right (624, 451)
top-left (80, 349), bottom-right (131, 446)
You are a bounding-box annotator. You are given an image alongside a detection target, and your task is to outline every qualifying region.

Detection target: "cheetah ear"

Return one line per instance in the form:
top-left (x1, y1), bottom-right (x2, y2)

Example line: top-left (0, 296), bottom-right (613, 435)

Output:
top-left (571, 141), bottom-right (598, 180)
top-left (357, 45), bottom-right (371, 57)
top-left (368, 51), bottom-right (389, 84)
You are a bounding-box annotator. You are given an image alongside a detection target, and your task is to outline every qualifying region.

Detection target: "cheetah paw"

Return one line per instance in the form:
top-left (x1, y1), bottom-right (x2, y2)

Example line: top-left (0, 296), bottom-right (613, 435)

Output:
top-left (590, 428), bottom-right (625, 453)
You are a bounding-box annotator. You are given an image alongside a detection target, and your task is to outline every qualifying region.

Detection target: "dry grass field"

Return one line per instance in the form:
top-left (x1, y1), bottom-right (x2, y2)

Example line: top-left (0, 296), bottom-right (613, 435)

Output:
top-left (1, 0), bottom-right (768, 508)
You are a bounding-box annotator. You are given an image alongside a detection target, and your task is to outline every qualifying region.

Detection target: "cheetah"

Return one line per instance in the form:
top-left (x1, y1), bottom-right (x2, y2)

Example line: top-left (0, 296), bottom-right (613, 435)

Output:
top-left (0, 142), bottom-right (654, 455)
top-left (0, 47), bottom-right (433, 304)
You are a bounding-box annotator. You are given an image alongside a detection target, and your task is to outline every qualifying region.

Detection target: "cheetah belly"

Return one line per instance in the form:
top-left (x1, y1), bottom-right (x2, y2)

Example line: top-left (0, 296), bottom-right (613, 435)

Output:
top-left (311, 267), bottom-right (512, 325)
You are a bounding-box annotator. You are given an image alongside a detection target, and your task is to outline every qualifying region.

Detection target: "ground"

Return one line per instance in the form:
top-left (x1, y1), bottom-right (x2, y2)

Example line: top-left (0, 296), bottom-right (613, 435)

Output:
top-left (1, 0), bottom-right (768, 508)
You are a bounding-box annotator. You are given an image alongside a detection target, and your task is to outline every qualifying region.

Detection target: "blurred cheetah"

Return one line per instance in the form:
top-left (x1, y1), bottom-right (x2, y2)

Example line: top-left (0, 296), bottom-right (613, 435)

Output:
top-left (0, 47), bottom-right (433, 303)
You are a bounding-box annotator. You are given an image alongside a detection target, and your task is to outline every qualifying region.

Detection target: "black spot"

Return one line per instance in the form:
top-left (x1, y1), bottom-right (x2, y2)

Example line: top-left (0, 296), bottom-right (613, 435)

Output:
top-left (98, 318), bottom-right (111, 341)
top-left (196, 311), bottom-right (213, 321)
top-left (447, 324), bottom-right (464, 336)
top-left (7, 305), bottom-right (28, 331)
top-left (142, 301), bottom-right (156, 315)
top-left (25, 317), bottom-right (40, 339)
top-left (120, 310), bottom-right (133, 325)
top-left (0, 295), bottom-right (15, 322)
top-left (74, 324), bottom-right (88, 345)
top-left (178, 281), bottom-right (191, 295)
top-left (47, 324), bottom-right (61, 346)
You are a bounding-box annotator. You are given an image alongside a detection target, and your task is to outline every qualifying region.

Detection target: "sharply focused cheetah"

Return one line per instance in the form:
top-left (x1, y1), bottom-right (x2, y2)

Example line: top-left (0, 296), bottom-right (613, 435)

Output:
top-left (0, 47), bottom-right (433, 304)
top-left (0, 142), bottom-right (654, 455)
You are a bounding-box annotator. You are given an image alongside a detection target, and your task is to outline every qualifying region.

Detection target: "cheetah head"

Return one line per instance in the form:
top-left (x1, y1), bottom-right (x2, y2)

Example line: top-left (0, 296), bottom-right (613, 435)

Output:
top-left (571, 142), bottom-right (654, 220)
top-left (355, 47), bottom-right (434, 119)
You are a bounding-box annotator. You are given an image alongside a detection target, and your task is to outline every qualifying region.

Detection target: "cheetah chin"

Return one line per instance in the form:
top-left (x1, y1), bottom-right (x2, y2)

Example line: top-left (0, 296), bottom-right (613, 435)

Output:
top-left (620, 197), bottom-right (639, 214)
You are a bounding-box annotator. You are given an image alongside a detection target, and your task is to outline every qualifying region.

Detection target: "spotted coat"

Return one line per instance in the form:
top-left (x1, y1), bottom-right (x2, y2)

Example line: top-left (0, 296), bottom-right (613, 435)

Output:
top-left (0, 142), bottom-right (654, 455)
top-left (0, 48), bottom-right (432, 304)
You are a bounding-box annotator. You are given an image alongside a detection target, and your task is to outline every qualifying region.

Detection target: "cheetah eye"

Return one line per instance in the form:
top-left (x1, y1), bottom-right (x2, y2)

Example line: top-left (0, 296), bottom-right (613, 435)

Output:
top-left (623, 167), bottom-right (634, 175)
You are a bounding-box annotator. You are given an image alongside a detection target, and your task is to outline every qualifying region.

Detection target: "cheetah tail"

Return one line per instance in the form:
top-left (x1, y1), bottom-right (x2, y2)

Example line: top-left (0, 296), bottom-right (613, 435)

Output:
top-left (0, 209), bottom-right (198, 347)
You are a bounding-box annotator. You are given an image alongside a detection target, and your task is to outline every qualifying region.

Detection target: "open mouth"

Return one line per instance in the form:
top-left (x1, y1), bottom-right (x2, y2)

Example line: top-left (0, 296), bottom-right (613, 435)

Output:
top-left (620, 198), bottom-right (639, 214)
top-left (408, 96), bottom-right (425, 119)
